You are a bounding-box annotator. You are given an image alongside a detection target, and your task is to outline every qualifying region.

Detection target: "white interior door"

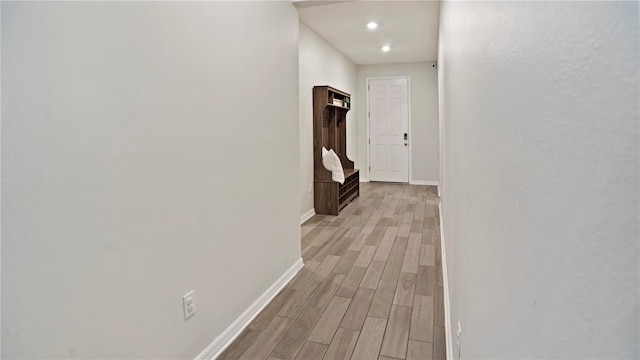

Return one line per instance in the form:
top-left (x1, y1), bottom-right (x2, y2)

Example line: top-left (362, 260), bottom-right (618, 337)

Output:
top-left (369, 78), bottom-right (409, 183)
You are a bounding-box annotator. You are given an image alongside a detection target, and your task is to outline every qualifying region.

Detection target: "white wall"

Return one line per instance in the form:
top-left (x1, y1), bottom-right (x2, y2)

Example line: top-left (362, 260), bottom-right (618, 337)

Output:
top-left (356, 62), bottom-right (439, 184)
top-left (299, 23), bottom-right (357, 219)
top-left (1, 2), bottom-right (301, 358)
top-left (438, 1), bottom-right (639, 358)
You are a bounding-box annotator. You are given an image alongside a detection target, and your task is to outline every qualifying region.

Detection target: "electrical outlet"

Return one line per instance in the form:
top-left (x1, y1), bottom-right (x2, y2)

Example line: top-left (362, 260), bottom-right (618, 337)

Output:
top-left (183, 290), bottom-right (195, 320)
top-left (456, 321), bottom-right (462, 359)
top-left (308, 183), bottom-right (313, 193)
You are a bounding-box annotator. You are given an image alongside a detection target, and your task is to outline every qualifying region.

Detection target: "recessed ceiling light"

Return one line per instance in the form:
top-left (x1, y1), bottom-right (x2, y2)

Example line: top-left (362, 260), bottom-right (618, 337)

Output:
top-left (381, 45), bottom-right (391, 52)
top-left (367, 22), bottom-right (378, 30)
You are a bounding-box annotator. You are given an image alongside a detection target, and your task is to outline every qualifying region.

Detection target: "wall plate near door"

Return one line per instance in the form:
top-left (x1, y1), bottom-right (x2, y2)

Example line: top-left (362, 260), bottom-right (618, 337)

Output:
top-left (183, 290), bottom-right (195, 320)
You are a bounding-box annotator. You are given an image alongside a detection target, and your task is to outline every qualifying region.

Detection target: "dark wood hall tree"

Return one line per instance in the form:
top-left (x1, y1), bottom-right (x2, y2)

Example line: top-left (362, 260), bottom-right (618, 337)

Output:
top-left (313, 86), bottom-right (360, 215)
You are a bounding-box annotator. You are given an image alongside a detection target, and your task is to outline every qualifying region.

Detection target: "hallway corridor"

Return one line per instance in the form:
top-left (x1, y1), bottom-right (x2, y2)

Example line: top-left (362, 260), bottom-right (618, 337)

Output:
top-left (219, 183), bottom-right (446, 360)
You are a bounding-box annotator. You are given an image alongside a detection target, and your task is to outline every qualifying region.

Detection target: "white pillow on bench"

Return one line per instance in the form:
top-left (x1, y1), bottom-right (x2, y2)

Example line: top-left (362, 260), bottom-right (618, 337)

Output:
top-left (322, 147), bottom-right (345, 184)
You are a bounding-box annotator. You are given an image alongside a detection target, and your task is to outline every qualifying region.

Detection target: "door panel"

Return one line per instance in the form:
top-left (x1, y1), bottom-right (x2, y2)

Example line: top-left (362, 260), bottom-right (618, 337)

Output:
top-left (374, 145), bottom-right (386, 172)
top-left (390, 98), bottom-right (402, 136)
top-left (376, 99), bottom-right (386, 136)
top-left (391, 145), bottom-right (403, 174)
top-left (369, 78), bottom-right (409, 182)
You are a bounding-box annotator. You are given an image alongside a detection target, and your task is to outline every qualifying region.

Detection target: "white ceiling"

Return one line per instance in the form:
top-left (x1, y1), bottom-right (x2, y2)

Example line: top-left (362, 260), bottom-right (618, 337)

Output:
top-left (296, 1), bottom-right (440, 65)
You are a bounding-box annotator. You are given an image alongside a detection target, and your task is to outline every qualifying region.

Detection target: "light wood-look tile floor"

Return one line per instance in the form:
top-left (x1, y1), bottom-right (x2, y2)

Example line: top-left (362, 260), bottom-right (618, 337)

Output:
top-left (218, 183), bottom-right (446, 360)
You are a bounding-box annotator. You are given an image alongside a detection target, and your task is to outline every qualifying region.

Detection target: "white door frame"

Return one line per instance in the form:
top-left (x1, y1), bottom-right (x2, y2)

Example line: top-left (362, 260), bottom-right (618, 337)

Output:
top-left (366, 76), bottom-right (412, 183)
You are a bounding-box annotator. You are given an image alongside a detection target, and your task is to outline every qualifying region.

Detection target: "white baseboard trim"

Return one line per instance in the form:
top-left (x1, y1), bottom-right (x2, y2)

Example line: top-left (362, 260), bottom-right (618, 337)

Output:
top-left (300, 209), bottom-right (316, 225)
top-left (359, 178), bottom-right (370, 183)
top-left (438, 202), bottom-right (453, 360)
top-left (195, 258), bottom-right (305, 360)
top-left (409, 180), bottom-right (439, 186)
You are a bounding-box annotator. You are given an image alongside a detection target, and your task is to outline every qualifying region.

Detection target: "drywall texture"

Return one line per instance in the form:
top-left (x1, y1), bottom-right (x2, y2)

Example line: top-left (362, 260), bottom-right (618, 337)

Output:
top-left (2, 2), bottom-right (301, 358)
top-left (357, 63), bottom-right (439, 183)
top-left (438, 1), bottom-right (639, 358)
top-left (299, 23), bottom-right (357, 219)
